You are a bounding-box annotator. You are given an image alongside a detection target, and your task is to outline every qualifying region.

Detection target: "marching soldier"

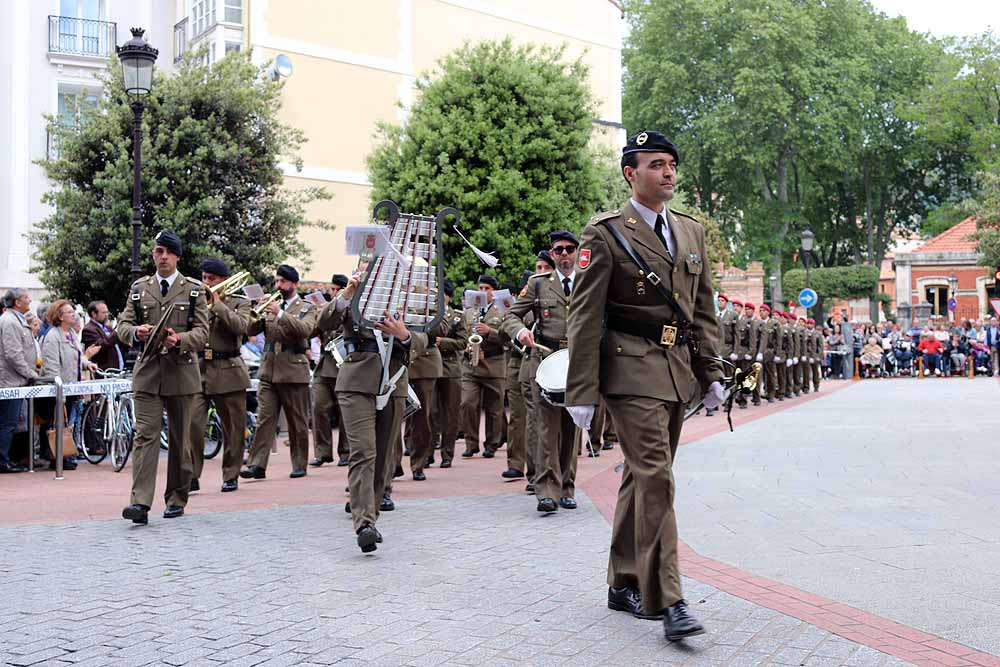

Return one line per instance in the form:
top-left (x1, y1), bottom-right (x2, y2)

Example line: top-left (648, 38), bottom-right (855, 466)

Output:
top-left (520, 251), bottom-right (554, 491)
top-left (504, 231), bottom-right (581, 512)
top-left (782, 311), bottom-right (798, 398)
top-left (733, 302), bottom-right (756, 409)
top-left (405, 309), bottom-right (447, 481)
top-left (500, 325), bottom-right (528, 481)
top-left (775, 311), bottom-right (788, 400)
top-left (311, 274), bottom-right (350, 468)
top-left (793, 314), bottom-right (805, 395)
top-left (807, 318), bottom-right (823, 392)
top-left (457, 275), bottom-right (506, 459)
top-left (189, 258), bottom-right (251, 493)
top-left (564, 131), bottom-right (724, 641)
top-left (240, 264), bottom-right (318, 480)
top-left (797, 315), bottom-right (811, 394)
top-left (118, 230), bottom-right (209, 524)
top-left (432, 280), bottom-right (463, 468)
top-left (757, 304), bottom-right (781, 403)
top-left (747, 303), bottom-right (763, 406)
top-left (708, 293), bottom-right (733, 417)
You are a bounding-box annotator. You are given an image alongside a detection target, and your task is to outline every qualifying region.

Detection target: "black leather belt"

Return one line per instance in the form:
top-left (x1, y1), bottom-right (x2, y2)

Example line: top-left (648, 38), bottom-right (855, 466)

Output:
top-left (537, 334), bottom-right (569, 350)
top-left (605, 313), bottom-right (694, 349)
top-left (344, 339), bottom-right (406, 360)
top-left (200, 350), bottom-right (240, 360)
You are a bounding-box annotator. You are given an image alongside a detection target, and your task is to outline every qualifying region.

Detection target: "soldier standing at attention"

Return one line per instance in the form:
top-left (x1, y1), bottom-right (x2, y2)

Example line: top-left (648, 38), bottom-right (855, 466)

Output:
top-left (431, 280), bottom-right (463, 468)
top-left (240, 265), bottom-right (318, 480)
top-left (564, 131), bottom-right (725, 641)
top-left (118, 230), bottom-right (209, 524)
top-left (311, 274), bottom-right (350, 468)
top-left (457, 275), bottom-right (506, 459)
top-left (189, 258), bottom-right (251, 493)
top-left (757, 304), bottom-right (781, 403)
top-left (807, 318), bottom-right (823, 392)
top-left (733, 302), bottom-right (756, 409)
top-left (405, 307), bottom-right (447, 481)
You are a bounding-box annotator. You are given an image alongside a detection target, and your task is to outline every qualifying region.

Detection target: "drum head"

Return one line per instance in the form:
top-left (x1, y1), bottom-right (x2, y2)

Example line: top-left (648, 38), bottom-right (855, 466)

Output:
top-left (535, 348), bottom-right (569, 393)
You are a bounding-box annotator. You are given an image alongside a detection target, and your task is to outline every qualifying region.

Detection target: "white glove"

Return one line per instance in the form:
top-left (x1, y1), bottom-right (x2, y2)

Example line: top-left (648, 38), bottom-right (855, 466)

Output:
top-left (743, 354), bottom-right (752, 360)
top-left (774, 356), bottom-right (782, 363)
top-left (794, 357), bottom-right (799, 364)
top-left (566, 405), bottom-right (595, 430)
top-left (756, 353), bottom-right (763, 362)
top-left (810, 357), bottom-right (815, 364)
top-left (786, 359), bottom-right (793, 367)
top-left (729, 353), bottom-right (738, 361)
top-left (702, 381), bottom-right (727, 410)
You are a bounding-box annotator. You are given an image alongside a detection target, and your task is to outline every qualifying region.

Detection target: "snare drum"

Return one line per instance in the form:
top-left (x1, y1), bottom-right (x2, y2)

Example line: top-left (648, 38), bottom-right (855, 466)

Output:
top-left (535, 348), bottom-right (569, 407)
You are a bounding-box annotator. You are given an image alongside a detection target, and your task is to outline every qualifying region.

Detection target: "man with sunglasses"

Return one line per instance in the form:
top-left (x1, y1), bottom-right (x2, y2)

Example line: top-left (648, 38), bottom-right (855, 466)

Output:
top-left (503, 230), bottom-right (581, 513)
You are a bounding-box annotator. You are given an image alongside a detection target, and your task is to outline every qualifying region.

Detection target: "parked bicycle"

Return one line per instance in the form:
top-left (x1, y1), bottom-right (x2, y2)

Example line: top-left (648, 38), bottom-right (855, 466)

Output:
top-left (79, 368), bottom-right (136, 471)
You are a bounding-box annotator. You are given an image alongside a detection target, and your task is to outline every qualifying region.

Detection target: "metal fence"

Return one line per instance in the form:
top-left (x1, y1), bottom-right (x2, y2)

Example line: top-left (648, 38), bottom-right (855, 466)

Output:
top-left (48, 15), bottom-right (116, 58)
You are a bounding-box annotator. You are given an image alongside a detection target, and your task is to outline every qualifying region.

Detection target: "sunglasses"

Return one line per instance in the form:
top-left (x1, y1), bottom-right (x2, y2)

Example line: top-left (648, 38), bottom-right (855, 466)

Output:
top-left (550, 245), bottom-right (577, 255)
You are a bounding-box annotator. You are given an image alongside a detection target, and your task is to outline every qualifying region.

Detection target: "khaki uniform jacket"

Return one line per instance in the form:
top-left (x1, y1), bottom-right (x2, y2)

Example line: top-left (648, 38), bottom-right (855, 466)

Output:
top-left (781, 323), bottom-right (798, 359)
top-left (503, 271), bottom-right (570, 362)
top-left (807, 329), bottom-right (824, 360)
top-left (321, 302), bottom-right (428, 397)
top-left (436, 304), bottom-right (464, 379)
top-left (566, 202), bottom-right (723, 405)
top-left (735, 315), bottom-right (757, 357)
top-left (247, 297), bottom-right (317, 384)
top-left (0, 309), bottom-right (38, 388)
top-left (409, 317), bottom-right (447, 381)
top-left (457, 302), bottom-right (506, 379)
top-left (719, 310), bottom-right (737, 356)
top-left (117, 274), bottom-right (210, 396)
top-left (201, 295), bottom-right (251, 395)
top-left (759, 318), bottom-right (781, 362)
top-left (795, 324), bottom-right (807, 361)
top-left (313, 300), bottom-right (342, 381)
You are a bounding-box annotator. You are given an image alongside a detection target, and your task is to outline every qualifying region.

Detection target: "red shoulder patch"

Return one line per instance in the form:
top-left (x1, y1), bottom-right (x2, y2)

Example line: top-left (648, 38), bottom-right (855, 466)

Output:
top-left (578, 248), bottom-right (592, 269)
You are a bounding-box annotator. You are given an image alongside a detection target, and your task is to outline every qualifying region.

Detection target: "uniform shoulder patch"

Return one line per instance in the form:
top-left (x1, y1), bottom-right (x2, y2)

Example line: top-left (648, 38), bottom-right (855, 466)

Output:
top-left (578, 247), bottom-right (592, 269)
top-left (669, 208), bottom-right (702, 227)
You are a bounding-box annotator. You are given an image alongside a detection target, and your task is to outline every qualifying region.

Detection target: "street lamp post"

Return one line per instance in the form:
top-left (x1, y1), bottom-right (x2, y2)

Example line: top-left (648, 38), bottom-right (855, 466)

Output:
top-left (116, 28), bottom-right (158, 284)
top-left (800, 228), bottom-right (814, 291)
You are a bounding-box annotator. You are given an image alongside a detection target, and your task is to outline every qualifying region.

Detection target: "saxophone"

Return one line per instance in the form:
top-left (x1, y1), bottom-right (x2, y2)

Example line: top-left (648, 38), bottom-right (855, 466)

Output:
top-left (468, 308), bottom-right (485, 367)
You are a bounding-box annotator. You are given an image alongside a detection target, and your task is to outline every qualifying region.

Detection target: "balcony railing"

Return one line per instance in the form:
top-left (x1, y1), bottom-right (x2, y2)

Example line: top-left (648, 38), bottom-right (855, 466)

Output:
top-left (48, 15), bottom-right (116, 58)
top-left (174, 17), bottom-right (188, 63)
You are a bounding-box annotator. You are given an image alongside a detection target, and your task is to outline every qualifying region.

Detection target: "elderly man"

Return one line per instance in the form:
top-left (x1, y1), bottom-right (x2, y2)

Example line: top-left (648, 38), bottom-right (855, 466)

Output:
top-left (0, 289), bottom-right (38, 473)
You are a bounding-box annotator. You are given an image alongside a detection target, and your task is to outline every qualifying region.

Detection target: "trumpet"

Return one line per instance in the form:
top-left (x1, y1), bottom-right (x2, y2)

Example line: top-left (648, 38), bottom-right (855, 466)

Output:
top-left (208, 270), bottom-right (252, 299)
top-left (250, 291), bottom-right (282, 321)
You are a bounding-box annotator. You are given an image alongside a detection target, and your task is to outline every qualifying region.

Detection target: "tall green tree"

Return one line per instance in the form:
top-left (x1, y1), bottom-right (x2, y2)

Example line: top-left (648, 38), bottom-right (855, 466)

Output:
top-left (367, 39), bottom-right (608, 287)
top-left (34, 49), bottom-right (329, 310)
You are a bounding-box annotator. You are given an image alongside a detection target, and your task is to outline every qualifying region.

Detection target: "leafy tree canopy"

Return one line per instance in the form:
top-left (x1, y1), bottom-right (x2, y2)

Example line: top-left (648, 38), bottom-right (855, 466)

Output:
top-left (34, 48), bottom-right (329, 311)
top-left (782, 266), bottom-right (879, 302)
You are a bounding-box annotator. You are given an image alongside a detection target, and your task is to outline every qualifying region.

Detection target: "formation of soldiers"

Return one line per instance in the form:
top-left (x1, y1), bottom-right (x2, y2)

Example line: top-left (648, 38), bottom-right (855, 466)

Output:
top-left (715, 294), bottom-right (824, 411)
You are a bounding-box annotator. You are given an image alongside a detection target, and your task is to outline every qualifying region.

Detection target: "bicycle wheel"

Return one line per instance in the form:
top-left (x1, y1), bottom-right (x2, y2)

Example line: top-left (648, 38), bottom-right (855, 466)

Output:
top-left (112, 395), bottom-right (135, 472)
top-left (79, 399), bottom-right (108, 464)
top-left (203, 411), bottom-right (223, 459)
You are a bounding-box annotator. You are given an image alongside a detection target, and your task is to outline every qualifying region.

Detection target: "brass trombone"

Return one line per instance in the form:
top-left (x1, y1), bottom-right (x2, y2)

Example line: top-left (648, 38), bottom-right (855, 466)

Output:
top-left (208, 270), bottom-right (252, 298)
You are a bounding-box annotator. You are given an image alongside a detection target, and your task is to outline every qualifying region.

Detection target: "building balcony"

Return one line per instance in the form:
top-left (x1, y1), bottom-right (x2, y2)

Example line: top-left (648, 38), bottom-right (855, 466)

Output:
top-left (48, 15), bottom-right (116, 61)
top-left (174, 17), bottom-right (189, 63)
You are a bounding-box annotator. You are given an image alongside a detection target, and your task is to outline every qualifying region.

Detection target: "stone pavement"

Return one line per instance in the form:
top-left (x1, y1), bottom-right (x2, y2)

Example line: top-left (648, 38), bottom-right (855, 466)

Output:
top-left (1, 493), bottom-right (912, 667)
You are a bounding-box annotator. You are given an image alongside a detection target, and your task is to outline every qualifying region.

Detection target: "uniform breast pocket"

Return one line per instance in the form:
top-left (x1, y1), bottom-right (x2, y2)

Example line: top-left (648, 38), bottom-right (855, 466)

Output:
top-left (612, 260), bottom-right (658, 306)
top-left (684, 255), bottom-right (703, 300)
top-left (170, 303), bottom-right (190, 329)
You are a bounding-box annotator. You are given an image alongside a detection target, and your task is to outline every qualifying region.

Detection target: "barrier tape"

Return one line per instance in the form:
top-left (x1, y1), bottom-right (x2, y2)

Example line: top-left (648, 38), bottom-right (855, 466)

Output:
top-left (0, 378), bottom-right (261, 401)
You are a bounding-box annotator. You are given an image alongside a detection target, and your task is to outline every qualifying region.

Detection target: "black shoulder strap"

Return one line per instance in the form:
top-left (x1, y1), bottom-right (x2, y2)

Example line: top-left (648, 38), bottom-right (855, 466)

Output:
top-left (130, 284), bottom-right (144, 326)
top-left (598, 219), bottom-right (690, 329)
top-left (188, 287), bottom-right (197, 331)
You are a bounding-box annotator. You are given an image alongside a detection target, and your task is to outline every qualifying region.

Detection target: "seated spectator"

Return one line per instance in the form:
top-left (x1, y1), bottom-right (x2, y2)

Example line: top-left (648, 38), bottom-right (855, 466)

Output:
top-left (917, 333), bottom-right (944, 377)
top-left (860, 337), bottom-right (884, 378)
top-left (970, 339), bottom-right (992, 374)
top-left (893, 339), bottom-right (914, 376)
top-left (948, 334), bottom-right (969, 375)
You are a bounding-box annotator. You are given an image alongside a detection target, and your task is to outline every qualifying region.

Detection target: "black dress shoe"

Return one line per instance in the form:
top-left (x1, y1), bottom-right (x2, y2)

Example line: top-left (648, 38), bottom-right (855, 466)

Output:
top-left (413, 471), bottom-right (426, 481)
top-left (663, 600), bottom-right (705, 641)
top-left (289, 469), bottom-right (307, 478)
top-left (537, 497), bottom-right (558, 513)
top-left (344, 501), bottom-right (351, 513)
top-left (440, 459), bottom-right (452, 468)
top-left (461, 450), bottom-right (475, 458)
top-left (221, 479), bottom-right (238, 492)
top-left (357, 525), bottom-right (379, 553)
top-left (309, 456), bottom-right (333, 467)
top-left (587, 448), bottom-right (600, 457)
top-left (239, 465), bottom-right (265, 479)
top-left (738, 403), bottom-right (747, 410)
top-left (163, 505), bottom-right (184, 519)
top-left (403, 447), bottom-right (412, 457)
top-left (426, 453), bottom-right (435, 466)
top-left (374, 527), bottom-right (383, 543)
top-left (602, 441), bottom-right (614, 450)
top-left (501, 468), bottom-right (524, 479)
top-left (525, 482), bottom-right (535, 494)
top-left (608, 586), bottom-right (663, 620)
top-left (559, 496), bottom-right (577, 510)
top-left (393, 464), bottom-right (404, 478)
top-left (121, 504), bottom-right (149, 525)
top-left (190, 478), bottom-right (200, 492)
top-left (0, 462), bottom-right (28, 473)
top-left (379, 494), bottom-right (395, 512)
top-left (482, 448), bottom-right (495, 459)
top-left (337, 456), bottom-right (349, 467)
top-left (767, 398), bottom-right (776, 404)
top-left (705, 408), bottom-right (716, 416)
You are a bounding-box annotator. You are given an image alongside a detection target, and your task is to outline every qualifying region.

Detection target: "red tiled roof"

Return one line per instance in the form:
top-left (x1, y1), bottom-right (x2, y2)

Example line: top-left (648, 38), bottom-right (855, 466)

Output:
top-left (913, 217), bottom-right (978, 253)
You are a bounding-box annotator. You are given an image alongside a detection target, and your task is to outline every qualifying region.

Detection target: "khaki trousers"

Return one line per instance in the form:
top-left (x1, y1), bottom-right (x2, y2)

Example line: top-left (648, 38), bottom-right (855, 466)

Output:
top-left (312, 378), bottom-right (346, 461)
top-left (800, 359), bottom-right (810, 394)
top-left (791, 361), bottom-right (802, 393)
top-left (777, 360), bottom-right (787, 396)
top-left (406, 378), bottom-right (436, 474)
top-left (736, 360), bottom-right (751, 406)
top-left (762, 361), bottom-right (778, 400)
top-left (460, 375), bottom-right (504, 454)
top-left (520, 355), bottom-right (540, 480)
top-left (812, 361), bottom-right (821, 391)
top-left (189, 389), bottom-right (246, 483)
top-left (131, 392), bottom-right (193, 509)
top-left (505, 361), bottom-right (527, 473)
top-left (532, 382), bottom-right (578, 502)
top-left (246, 381), bottom-right (310, 472)
top-left (433, 376), bottom-right (461, 461)
top-left (605, 395), bottom-right (685, 615)
top-left (338, 391), bottom-right (403, 532)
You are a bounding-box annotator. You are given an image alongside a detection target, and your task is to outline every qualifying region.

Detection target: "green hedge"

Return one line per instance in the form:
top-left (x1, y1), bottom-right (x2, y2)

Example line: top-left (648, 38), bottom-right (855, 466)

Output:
top-left (782, 265), bottom-right (879, 302)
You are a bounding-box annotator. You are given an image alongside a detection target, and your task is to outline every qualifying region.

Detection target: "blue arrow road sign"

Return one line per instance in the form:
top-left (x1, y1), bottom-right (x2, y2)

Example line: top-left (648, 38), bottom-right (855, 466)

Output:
top-left (798, 288), bottom-right (818, 308)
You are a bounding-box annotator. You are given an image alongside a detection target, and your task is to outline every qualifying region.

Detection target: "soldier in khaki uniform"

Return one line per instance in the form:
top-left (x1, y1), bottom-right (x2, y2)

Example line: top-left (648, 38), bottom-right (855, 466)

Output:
top-left (521, 251), bottom-right (554, 491)
top-left (500, 328), bottom-right (528, 480)
top-left (775, 311), bottom-right (789, 399)
top-left (311, 274), bottom-right (350, 468)
top-left (405, 311), bottom-right (447, 480)
top-left (432, 280), bottom-right (463, 467)
top-left (457, 275), bottom-right (506, 458)
top-left (118, 230), bottom-right (209, 524)
top-left (189, 258), bottom-right (251, 493)
top-left (756, 304), bottom-right (781, 403)
top-left (782, 311), bottom-right (798, 397)
top-left (717, 294), bottom-right (735, 359)
top-left (733, 303), bottom-right (757, 408)
top-left (807, 318), bottom-right (823, 391)
top-left (505, 230), bottom-right (582, 512)
top-left (323, 274), bottom-right (427, 553)
top-left (565, 132), bottom-right (724, 641)
top-left (793, 315), bottom-right (806, 395)
top-left (240, 265), bottom-right (318, 480)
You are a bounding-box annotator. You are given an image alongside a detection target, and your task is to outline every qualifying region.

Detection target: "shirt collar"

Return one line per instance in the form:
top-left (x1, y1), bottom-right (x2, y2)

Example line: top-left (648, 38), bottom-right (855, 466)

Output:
top-left (157, 271), bottom-right (180, 290)
top-left (630, 198), bottom-right (667, 227)
top-left (11, 309), bottom-right (28, 325)
top-left (557, 270), bottom-right (576, 286)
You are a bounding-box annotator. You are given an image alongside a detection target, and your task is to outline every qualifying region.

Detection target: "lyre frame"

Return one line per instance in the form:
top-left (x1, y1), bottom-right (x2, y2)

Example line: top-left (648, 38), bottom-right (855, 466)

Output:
top-left (349, 199), bottom-right (456, 333)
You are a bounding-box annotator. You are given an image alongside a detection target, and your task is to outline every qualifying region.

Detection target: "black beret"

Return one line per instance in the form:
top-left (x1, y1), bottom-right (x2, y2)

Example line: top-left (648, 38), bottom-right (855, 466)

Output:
top-left (442, 278), bottom-right (454, 297)
top-left (621, 130), bottom-right (680, 166)
top-left (549, 229), bottom-right (579, 247)
top-left (154, 229), bottom-right (183, 257)
top-left (276, 264), bottom-right (299, 283)
top-left (536, 250), bottom-right (555, 269)
top-left (199, 257), bottom-right (231, 277)
top-left (477, 274), bottom-right (499, 290)
top-left (331, 274), bottom-right (349, 288)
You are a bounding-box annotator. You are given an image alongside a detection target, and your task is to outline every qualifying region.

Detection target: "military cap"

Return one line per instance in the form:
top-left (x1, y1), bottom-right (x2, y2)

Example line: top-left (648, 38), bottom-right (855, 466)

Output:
top-left (744, 302), bottom-right (756, 311)
top-left (200, 257), bottom-right (231, 277)
top-left (536, 250), bottom-right (556, 270)
top-left (331, 274), bottom-right (349, 288)
top-left (442, 278), bottom-right (454, 297)
top-left (717, 293), bottom-right (729, 303)
top-left (806, 318), bottom-right (815, 325)
top-left (732, 299), bottom-right (744, 307)
top-left (276, 264), bottom-right (300, 283)
top-left (759, 304), bottom-right (771, 313)
top-left (478, 274), bottom-right (499, 290)
top-left (154, 229), bottom-right (183, 257)
top-left (549, 229), bottom-right (580, 247)
top-left (622, 130), bottom-right (680, 165)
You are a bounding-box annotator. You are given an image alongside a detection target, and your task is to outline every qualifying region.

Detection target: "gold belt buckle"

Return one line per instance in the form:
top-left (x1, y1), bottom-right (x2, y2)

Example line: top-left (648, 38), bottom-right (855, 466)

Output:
top-left (204, 349), bottom-right (213, 360)
top-left (660, 325), bottom-right (677, 347)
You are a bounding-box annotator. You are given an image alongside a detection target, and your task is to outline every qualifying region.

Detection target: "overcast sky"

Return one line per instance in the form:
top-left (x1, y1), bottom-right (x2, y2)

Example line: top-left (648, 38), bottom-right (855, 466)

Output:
top-left (868, 0), bottom-right (998, 38)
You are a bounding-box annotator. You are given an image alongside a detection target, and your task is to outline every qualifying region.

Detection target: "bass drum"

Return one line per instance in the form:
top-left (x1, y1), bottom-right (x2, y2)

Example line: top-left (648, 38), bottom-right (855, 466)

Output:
top-left (535, 348), bottom-right (569, 407)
